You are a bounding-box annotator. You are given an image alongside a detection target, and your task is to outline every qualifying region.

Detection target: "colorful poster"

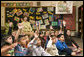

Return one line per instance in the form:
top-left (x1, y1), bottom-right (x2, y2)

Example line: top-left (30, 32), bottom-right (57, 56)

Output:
top-left (44, 19), bottom-right (49, 25)
top-left (42, 14), bottom-right (48, 19)
top-left (16, 9), bottom-right (23, 16)
top-left (47, 7), bottom-right (53, 11)
top-left (37, 8), bottom-right (43, 12)
top-left (56, 1), bottom-right (73, 14)
top-left (52, 21), bottom-right (58, 26)
top-left (29, 16), bottom-right (34, 20)
top-left (39, 20), bottom-right (43, 24)
top-left (49, 15), bottom-right (53, 21)
top-left (23, 12), bottom-right (29, 17)
top-left (36, 16), bottom-right (42, 20)
top-left (14, 16), bottom-right (20, 22)
top-left (29, 8), bottom-right (35, 12)
top-left (40, 25), bottom-right (46, 29)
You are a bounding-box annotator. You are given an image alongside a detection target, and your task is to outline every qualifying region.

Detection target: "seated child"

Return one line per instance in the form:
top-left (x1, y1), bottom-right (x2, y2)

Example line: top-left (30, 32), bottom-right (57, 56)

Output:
top-left (1, 35), bottom-right (17, 56)
top-left (63, 23), bottom-right (83, 52)
top-left (28, 33), bottom-right (51, 56)
top-left (47, 35), bottom-right (59, 56)
top-left (56, 34), bottom-right (76, 56)
top-left (14, 35), bottom-right (32, 56)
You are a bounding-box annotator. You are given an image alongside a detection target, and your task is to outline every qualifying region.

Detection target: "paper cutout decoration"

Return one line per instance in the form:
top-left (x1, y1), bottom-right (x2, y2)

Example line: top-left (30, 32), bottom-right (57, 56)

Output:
top-left (16, 9), bottom-right (23, 16)
top-left (47, 7), bottom-right (53, 11)
top-left (29, 16), bottom-right (34, 19)
top-left (12, 8), bottom-right (17, 14)
top-left (43, 11), bottom-right (47, 14)
top-left (23, 12), bottom-right (29, 17)
top-left (37, 8), bottom-right (43, 12)
top-left (36, 16), bottom-right (42, 20)
top-left (23, 9), bottom-right (27, 12)
top-left (14, 16), bottom-right (20, 22)
top-left (42, 14), bottom-right (48, 19)
top-left (40, 25), bottom-right (46, 29)
top-left (29, 8), bottom-right (35, 12)
top-left (49, 15), bottom-right (53, 21)
top-left (44, 19), bottom-right (49, 25)
top-left (48, 11), bottom-right (53, 14)
top-left (36, 12), bottom-right (40, 15)
top-left (39, 20), bottom-right (43, 24)
top-left (52, 21), bottom-right (58, 26)
top-left (29, 11), bottom-right (33, 15)
top-left (36, 21), bottom-right (40, 26)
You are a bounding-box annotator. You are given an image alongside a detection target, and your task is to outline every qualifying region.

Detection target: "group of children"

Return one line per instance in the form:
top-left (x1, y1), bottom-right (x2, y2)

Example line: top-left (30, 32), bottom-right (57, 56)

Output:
top-left (1, 20), bottom-right (83, 56)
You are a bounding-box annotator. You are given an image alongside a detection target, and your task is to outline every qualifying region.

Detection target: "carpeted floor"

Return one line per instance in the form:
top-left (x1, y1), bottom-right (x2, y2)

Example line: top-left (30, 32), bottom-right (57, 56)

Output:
top-left (72, 37), bottom-right (83, 56)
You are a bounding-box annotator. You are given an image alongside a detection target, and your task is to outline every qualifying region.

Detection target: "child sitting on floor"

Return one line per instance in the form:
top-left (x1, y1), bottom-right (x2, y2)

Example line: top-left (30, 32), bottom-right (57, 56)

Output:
top-left (14, 35), bottom-right (32, 56)
top-left (28, 33), bottom-right (51, 56)
top-left (63, 20), bottom-right (83, 53)
top-left (46, 35), bottom-right (59, 56)
top-left (56, 34), bottom-right (76, 56)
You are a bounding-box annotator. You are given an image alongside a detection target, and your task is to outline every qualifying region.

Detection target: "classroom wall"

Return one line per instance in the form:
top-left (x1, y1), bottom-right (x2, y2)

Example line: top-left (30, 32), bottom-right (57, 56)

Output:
top-left (1, 1), bottom-right (83, 36)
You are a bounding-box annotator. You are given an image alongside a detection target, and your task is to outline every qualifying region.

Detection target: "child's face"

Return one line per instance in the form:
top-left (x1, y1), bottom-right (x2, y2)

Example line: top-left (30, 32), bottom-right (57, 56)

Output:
top-left (40, 34), bottom-right (44, 37)
top-left (52, 37), bottom-right (56, 44)
top-left (25, 36), bottom-right (29, 42)
top-left (51, 32), bottom-right (55, 36)
top-left (24, 17), bottom-right (27, 21)
top-left (67, 30), bottom-right (71, 36)
top-left (20, 37), bottom-right (28, 46)
top-left (59, 35), bottom-right (65, 42)
top-left (12, 31), bottom-right (16, 36)
top-left (46, 31), bottom-right (49, 36)
top-left (5, 36), bottom-right (13, 44)
top-left (55, 31), bottom-right (59, 36)
top-left (37, 38), bottom-right (41, 46)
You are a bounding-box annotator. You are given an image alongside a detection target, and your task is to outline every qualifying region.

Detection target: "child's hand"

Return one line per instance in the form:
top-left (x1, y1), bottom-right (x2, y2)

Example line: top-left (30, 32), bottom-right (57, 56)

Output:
top-left (18, 23), bottom-right (23, 29)
top-left (63, 20), bottom-right (66, 26)
top-left (10, 43), bottom-right (18, 48)
top-left (34, 33), bottom-right (38, 38)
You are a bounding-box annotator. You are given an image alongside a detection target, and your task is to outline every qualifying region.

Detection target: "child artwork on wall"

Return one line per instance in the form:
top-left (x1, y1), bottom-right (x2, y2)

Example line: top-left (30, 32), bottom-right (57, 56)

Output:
top-left (23, 12), bottom-right (29, 17)
top-left (29, 16), bottom-right (34, 20)
top-left (44, 19), bottom-right (49, 25)
top-left (47, 7), bottom-right (53, 11)
top-left (52, 21), bottom-right (58, 26)
top-left (37, 7), bottom-right (43, 12)
top-left (36, 21), bottom-right (40, 26)
top-left (16, 9), bottom-right (23, 16)
top-left (42, 13), bottom-right (48, 19)
top-left (29, 8), bottom-right (35, 12)
top-left (14, 16), bottom-right (20, 22)
top-left (39, 20), bottom-right (43, 24)
top-left (49, 15), bottom-right (53, 21)
top-left (36, 16), bottom-right (42, 20)
top-left (40, 25), bottom-right (46, 29)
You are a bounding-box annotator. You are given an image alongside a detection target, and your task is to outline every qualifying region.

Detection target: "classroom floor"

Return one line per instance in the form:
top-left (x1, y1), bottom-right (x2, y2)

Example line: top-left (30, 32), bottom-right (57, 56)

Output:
top-left (72, 37), bottom-right (83, 56)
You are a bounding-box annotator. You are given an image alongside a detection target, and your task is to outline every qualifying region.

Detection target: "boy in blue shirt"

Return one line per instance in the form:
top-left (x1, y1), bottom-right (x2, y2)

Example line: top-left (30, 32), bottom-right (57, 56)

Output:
top-left (56, 34), bottom-right (76, 56)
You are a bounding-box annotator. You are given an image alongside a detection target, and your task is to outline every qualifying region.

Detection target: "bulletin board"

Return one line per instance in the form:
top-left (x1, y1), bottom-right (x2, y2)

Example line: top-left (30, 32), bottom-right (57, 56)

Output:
top-left (5, 7), bottom-right (62, 30)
